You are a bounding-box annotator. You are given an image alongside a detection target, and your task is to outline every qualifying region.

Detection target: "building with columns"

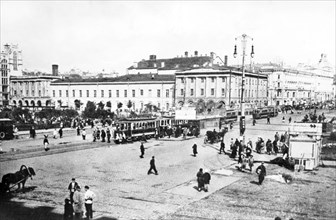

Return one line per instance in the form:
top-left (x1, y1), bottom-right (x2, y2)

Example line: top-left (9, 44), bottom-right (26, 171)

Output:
top-left (9, 75), bottom-right (61, 109)
top-left (175, 67), bottom-right (268, 111)
top-left (1, 44), bottom-right (23, 107)
top-left (49, 74), bottom-right (175, 112)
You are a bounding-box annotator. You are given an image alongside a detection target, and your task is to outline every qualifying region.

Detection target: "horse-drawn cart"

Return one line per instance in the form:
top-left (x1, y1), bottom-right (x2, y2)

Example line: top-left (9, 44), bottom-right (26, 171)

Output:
top-left (0, 165), bottom-right (35, 194)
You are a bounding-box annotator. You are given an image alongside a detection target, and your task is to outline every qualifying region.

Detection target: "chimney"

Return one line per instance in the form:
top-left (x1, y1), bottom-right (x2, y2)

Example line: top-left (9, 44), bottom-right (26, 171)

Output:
top-left (194, 51), bottom-right (198, 56)
top-left (149, 55), bottom-right (156, 60)
top-left (185, 51), bottom-right (188, 57)
top-left (52, 64), bottom-right (58, 76)
top-left (224, 55), bottom-right (228, 66)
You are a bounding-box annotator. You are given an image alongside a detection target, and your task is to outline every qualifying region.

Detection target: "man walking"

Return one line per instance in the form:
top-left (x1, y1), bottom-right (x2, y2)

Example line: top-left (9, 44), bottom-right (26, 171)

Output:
top-left (106, 127), bottom-right (111, 143)
top-left (147, 156), bottom-right (158, 175)
top-left (267, 115), bottom-right (270, 124)
top-left (84, 185), bottom-right (95, 219)
top-left (192, 143), bottom-right (198, 157)
top-left (68, 178), bottom-right (79, 203)
top-left (140, 142), bottom-right (145, 158)
top-left (219, 140), bottom-right (225, 154)
top-left (256, 162), bottom-right (266, 185)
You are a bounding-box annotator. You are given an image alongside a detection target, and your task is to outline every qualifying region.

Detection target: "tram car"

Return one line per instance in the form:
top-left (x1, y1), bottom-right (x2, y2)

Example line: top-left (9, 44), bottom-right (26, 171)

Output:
top-left (252, 106), bottom-right (278, 119)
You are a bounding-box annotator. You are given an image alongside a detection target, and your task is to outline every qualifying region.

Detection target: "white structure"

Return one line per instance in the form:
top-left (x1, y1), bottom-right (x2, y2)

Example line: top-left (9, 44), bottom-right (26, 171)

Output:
top-left (50, 74), bottom-right (175, 112)
top-left (175, 67), bottom-right (268, 110)
top-left (1, 44), bottom-right (23, 107)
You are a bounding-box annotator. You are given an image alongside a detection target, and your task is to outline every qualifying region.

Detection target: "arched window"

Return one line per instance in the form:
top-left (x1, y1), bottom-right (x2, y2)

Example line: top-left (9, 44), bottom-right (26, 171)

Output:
top-left (13, 51), bottom-right (18, 71)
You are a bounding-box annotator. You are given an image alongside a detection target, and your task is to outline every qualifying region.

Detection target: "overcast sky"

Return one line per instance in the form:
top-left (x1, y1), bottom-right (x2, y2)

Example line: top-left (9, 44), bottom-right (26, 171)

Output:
top-left (1, 1), bottom-right (335, 74)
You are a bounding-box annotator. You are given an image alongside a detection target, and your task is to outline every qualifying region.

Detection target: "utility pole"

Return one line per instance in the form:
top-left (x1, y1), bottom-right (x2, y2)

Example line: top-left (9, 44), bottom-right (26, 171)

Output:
top-left (234, 34), bottom-right (254, 144)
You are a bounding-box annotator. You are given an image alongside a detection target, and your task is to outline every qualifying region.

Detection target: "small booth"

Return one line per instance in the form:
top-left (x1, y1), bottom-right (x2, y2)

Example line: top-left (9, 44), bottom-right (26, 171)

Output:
top-left (288, 123), bottom-right (322, 170)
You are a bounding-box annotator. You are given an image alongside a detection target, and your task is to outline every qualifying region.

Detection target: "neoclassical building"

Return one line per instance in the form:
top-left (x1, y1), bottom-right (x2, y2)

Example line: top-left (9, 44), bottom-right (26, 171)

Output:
top-left (49, 74), bottom-right (175, 112)
top-left (9, 75), bottom-right (61, 109)
top-left (175, 67), bottom-right (268, 110)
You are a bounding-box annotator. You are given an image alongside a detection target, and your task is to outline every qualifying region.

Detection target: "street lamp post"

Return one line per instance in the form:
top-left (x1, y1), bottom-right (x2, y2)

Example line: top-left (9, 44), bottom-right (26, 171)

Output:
top-left (233, 34), bottom-right (254, 143)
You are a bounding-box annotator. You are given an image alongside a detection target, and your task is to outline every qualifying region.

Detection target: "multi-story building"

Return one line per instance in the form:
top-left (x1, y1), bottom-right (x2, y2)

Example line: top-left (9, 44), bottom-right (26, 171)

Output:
top-left (175, 67), bottom-right (268, 110)
top-left (261, 55), bottom-right (334, 106)
top-left (10, 75), bottom-right (60, 109)
top-left (49, 74), bottom-right (175, 112)
top-left (127, 51), bottom-right (218, 75)
top-left (1, 44), bottom-right (23, 107)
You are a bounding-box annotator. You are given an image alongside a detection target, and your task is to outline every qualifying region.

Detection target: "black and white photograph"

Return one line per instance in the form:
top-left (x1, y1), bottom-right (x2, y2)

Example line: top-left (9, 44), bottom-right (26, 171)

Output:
top-left (0, 1), bottom-right (335, 219)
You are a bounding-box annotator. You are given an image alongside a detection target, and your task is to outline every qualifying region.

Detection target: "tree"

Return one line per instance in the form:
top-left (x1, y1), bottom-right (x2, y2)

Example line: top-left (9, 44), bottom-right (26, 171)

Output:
top-left (97, 101), bottom-right (105, 110)
top-left (106, 101), bottom-right (112, 110)
top-left (74, 99), bottom-right (81, 109)
top-left (144, 103), bottom-right (153, 113)
top-left (127, 100), bottom-right (133, 111)
top-left (82, 101), bottom-right (96, 118)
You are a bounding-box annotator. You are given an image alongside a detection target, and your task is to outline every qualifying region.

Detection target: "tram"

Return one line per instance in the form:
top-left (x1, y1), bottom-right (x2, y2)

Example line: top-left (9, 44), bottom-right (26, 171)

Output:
top-left (0, 118), bottom-right (14, 140)
top-left (252, 106), bottom-right (278, 119)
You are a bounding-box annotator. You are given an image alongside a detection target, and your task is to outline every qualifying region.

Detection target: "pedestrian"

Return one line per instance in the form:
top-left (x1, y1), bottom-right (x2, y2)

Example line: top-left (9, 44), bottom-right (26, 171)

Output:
top-left (202, 171), bottom-right (211, 192)
top-left (30, 126), bottom-right (36, 139)
top-left (68, 178), bottom-right (79, 204)
top-left (192, 143), bottom-right (198, 157)
top-left (246, 145), bottom-right (252, 158)
top-left (59, 127), bottom-right (63, 138)
top-left (256, 162), bottom-right (266, 185)
top-left (252, 118), bottom-right (256, 126)
top-left (92, 129), bottom-right (96, 142)
top-left (238, 140), bottom-right (243, 163)
top-left (289, 117), bottom-right (292, 123)
top-left (106, 127), bottom-right (111, 143)
top-left (219, 140), bottom-right (225, 154)
top-left (248, 155), bottom-right (254, 172)
top-left (76, 126), bottom-right (80, 136)
top-left (53, 128), bottom-right (58, 139)
top-left (196, 168), bottom-right (204, 191)
top-left (273, 139), bottom-right (279, 154)
top-left (267, 115), bottom-right (270, 124)
top-left (230, 122), bottom-right (233, 130)
top-left (13, 126), bottom-right (19, 139)
top-left (43, 135), bottom-right (50, 151)
top-left (73, 186), bottom-right (84, 219)
top-left (266, 139), bottom-right (272, 155)
top-left (230, 139), bottom-right (238, 158)
top-left (140, 142), bottom-right (145, 158)
top-left (274, 132), bottom-right (280, 142)
top-left (96, 128), bottom-right (100, 140)
top-left (84, 185), bottom-right (95, 219)
top-left (147, 156), bottom-right (158, 175)
top-left (282, 116), bottom-right (285, 123)
top-left (101, 129), bottom-right (106, 142)
top-left (63, 198), bottom-right (74, 220)
top-left (82, 129), bottom-right (86, 140)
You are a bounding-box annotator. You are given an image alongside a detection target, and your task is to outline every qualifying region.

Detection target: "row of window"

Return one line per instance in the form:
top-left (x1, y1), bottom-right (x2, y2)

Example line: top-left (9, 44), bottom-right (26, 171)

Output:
top-left (53, 89), bottom-right (170, 98)
top-left (181, 77), bottom-right (266, 86)
top-left (181, 88), bottom-right (264, 97)
top-left (13, 89), bottom-right (44, 97)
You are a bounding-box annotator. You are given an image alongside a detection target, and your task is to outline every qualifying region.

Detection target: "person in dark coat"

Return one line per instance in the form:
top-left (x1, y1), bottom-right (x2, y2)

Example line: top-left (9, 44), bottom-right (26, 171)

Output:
top-left (196, 168), bottom-right (204, 191)
top-left (43, 135), bottom-right (50, 151)
top-left (252, 118), bottom-right (256, 126)
top-left (219, 140), bottom-right (225, 154)
top-left (267, 115), bottom-right (270, 124)
top-left (96, 128), bottom-right (100, 140)
top-left (59, 127), bottom-right (63, 138)
top-left (30, 126), bottom-right (36, 139)
top-left (101, 129), bottom-right (106, 142)
top-left (147, 156), bottom-right (158, 175)
top-left (140, 143), bottom-right (145, 158)
top-left (273, 139), bottom-right (279, 154)
top-left (230, 139), bottom-right (238, 158)
top-left (68, 178), bottom-right (79, 203)
top-left (192, 143), bottom-right (198, 157)
top-left (202, 172), bottom-right (211, 192)
top-left (256, 162), bottom-right (266, 185)
top-left (76, 126), bottom-right (80, 136)
top-left (266, 139), bottom-right (272, 155)
top-left (238, 140), bottom-right (244, 163)
top-left (63, 198), bottom-right (74, 220)
top-left (106, 128), bottom-right (111, 143)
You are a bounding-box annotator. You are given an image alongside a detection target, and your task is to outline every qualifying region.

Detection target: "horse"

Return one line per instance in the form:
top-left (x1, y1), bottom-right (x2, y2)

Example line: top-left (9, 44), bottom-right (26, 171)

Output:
top-left (1, 165), bottom-right (36, 193)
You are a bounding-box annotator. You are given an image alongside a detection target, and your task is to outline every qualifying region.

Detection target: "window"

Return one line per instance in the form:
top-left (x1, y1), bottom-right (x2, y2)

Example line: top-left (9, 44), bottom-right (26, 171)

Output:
top-left (116, 90), bottom-right (119, 97)
top-left (124, 90), bottom-right (127, 97)
top-left (87, 90), bottom-right (89, 97)
top-left (211, 77), bottom-right (215, 83)
top-left (166, 89), bottom-right (169, 98)
top-left (201, 88), bottom-right (204, 96)
top-left (166, 103), bottom-right (169, 110)
top-left (101, 90), bottom-right (104, 98)
top-left (94, 90), bottom-right (97, 98)
top-left (293, 92), bottom-right (295, 98)
top-left (222, 77), bottom-right (225, 82)
top-left (222, 88), bottom-right (225, 96)
top-left (39, 90), bottom-right (41, 97)
top-left (109, 90), bottom-right (112, 98)
top-left (157, 89), bottom-right (160, 97)
top-left (72, 90), bottom-right (75, 97)
top-left (66, 90), bottom-right (69, 97)
top-left (190, 89), bottom-right (194, 96)
top-left (26, 90), bottom-right (28, 96)
top-left (158, 103), bottom-right (160, 109)
top-left (148, 89), bottom-right (152, 97)
top-left (278, 74), bottom-right (280, 79)
top-left (180, 89), bottom-right (184, 96)
top-left (211, 88), bottom-right (214, 95)
top-left (79, 90), bottom-right (82, 98)
top-left (59, 90), bottom-right (62, 97)
top-left (191, 78), bottom-right (194, 83)
top-left (53, 90), bottom-right (55, 97)
top-left (141, 102), bottom-right (143, 109)
top-left (140, 89), bottom-right (144, 96)
top-left (181, 78), bottom-right (184, 83)
top-left (201, 78), bottom-right (205, 83)
top-left (132, 90), bottom-right (135, 97)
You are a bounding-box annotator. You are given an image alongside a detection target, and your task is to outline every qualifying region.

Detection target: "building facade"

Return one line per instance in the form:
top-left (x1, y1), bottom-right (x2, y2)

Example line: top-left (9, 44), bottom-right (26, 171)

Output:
top-left (1, 44), bottom-right (23, 107)
top-left (49, 74), bottom-right (175, 112)
top-left (175, 67), bottom-right (268, 111)
top-left (9, 75), bottom-right (61, 109)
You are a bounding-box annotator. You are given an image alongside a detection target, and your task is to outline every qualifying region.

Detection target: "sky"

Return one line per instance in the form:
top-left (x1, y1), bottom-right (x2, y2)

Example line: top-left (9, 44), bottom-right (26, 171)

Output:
top-left (1, 1), bottom-right (335, 74)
